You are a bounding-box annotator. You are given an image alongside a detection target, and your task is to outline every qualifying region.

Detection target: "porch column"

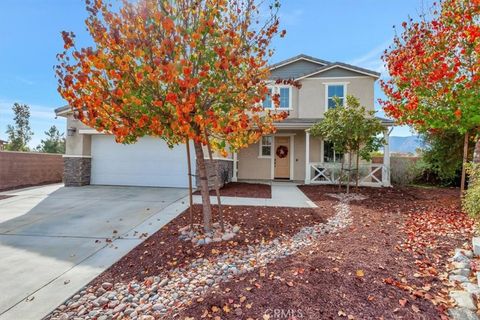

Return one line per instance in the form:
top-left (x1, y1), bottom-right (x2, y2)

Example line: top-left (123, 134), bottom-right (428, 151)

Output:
top-left (232, 152), bottom-right (238, 182)
top-left (305, 130), bottom-right (311, 184)
top-left (382, 128), bottom-right (391, 187)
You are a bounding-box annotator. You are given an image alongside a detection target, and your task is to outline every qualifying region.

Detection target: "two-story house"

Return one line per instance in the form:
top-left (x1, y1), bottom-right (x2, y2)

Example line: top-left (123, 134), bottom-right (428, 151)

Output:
top-left (55, 54), bottom-right (393, 189)
top-left (235, 54), bottom-right (393, 186)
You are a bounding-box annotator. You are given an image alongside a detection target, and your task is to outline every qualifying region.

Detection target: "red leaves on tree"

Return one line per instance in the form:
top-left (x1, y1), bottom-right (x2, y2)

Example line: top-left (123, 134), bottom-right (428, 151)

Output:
top-left (380, 0), bottom-right (480, 133)
top-left (54, 0), bottom-right (289, 151)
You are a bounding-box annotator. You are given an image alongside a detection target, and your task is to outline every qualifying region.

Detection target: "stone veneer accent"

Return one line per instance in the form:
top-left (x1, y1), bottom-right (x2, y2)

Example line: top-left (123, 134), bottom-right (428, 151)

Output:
top-left (64, 156), bottom-right (91, 186)
top-left (196, 159), bottom-right (233, 189)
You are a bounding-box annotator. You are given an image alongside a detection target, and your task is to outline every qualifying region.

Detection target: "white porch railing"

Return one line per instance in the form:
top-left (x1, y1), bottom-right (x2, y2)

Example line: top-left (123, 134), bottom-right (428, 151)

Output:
top-left (308, 162), bottom-right (390, 187)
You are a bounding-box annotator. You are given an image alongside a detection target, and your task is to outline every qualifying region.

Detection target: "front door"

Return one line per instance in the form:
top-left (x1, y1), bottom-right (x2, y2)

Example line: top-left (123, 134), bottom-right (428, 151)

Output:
top-left (274, 136), bottom-right (290, 179)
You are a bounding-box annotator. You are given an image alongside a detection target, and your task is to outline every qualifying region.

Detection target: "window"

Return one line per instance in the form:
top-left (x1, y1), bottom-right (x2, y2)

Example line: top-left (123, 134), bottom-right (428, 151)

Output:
top-left (262, 88), bottom-right (272, 109)
top-left (279, 87), bottom-right (290, 109)
top-left (323, 140), bottom-right (343, 163)
top-left (262, 86), bottom-right (291, 109)
top-left (327, 84), bottom-right (345, 109)
top-left (259, 136), bottom-right (273, 157)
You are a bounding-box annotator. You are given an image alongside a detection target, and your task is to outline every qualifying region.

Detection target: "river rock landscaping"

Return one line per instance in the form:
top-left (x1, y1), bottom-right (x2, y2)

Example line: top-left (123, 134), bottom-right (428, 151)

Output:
top-left (447, 245), bottom-right (480, 319)
top-left (47, 185), bottom-right (476, 319)
top-left (48, 193), bottom-right (361, 320)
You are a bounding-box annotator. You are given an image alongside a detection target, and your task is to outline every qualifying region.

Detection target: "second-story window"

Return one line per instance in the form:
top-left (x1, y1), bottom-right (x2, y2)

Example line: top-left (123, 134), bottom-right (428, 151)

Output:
top-left (262, 86), bottom-right (291, 109)
top-left (262, 88), bottom-right (272, 109)
top-left (327, 84), bottom-right (345, 109)
top-left (279, 87), bottom-right (290, 108)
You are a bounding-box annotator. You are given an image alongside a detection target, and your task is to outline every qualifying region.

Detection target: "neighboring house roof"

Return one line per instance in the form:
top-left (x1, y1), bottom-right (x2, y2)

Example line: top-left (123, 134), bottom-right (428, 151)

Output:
top-left (0, 139), bottom-right (7, 144)
top-left (55, 105), bottom-right (71, 116)
top-left (269, 53), bottom-right (380, 79)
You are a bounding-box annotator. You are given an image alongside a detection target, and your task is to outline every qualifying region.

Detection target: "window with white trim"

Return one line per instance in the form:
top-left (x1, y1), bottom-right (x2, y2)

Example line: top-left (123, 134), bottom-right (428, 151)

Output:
top-left (262, 88), bottom-right (272, 109)
top-left (323, 140), bottom-right (343, 163)
top-left (327, 84), bottom-right (345, 109)
top-left (262, 86), bottom-right (291, 109)
top-left (259, 136), bottom-right (273, 157)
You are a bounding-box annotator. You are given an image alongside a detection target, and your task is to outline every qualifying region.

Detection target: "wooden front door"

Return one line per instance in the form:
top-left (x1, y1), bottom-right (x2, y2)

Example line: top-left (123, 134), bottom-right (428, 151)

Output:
top-left (274, 136), bottom-right (290, 179)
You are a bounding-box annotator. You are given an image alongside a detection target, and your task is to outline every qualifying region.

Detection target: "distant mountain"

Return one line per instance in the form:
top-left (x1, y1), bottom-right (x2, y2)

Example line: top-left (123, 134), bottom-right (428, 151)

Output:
top-left (389, 136), bottom-right (422, 154)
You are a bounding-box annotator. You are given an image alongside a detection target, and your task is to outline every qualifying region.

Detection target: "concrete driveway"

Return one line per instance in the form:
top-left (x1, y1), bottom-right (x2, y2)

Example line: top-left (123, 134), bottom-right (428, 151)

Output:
top-left (0, 184), bottom-right (188, 320)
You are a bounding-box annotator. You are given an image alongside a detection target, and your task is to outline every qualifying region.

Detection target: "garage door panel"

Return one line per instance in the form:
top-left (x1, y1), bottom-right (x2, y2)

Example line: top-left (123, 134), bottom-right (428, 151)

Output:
top-left (91, 135), bottom-right (194, 188)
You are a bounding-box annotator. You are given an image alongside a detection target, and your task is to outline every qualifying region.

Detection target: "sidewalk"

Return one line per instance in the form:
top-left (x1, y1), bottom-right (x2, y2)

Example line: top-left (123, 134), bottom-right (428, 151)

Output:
top-left (193, 182), bottom-right (317, 208)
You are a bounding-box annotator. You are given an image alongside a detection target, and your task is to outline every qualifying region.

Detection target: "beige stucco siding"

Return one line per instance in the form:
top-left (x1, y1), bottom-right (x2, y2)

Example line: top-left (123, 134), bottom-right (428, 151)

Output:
top-left (298, 77), bottom-right (375, 119)
top-left (237, 130), bottom-right (322, 181)
top-left (237, 141), bottom-right (271, 180)
top-left (65, 115), bottom-right (92, 156)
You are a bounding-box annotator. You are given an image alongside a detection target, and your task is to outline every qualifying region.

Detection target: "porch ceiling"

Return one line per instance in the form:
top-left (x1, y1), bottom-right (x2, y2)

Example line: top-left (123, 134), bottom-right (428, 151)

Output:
top-left (274, 117), bottom-right (394, 130)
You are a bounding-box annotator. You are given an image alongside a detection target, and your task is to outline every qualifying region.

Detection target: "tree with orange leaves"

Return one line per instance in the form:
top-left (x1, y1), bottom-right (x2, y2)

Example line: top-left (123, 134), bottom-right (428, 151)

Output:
top-left (381, 0), bottom-right (479, 191)
top-left (55, 0), bottom-right (289, 232)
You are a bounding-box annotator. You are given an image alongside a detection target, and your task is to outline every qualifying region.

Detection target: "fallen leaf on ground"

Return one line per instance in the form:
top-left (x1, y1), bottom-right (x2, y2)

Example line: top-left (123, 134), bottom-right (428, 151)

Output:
top-left (356, 269), bottom-right (365, 277)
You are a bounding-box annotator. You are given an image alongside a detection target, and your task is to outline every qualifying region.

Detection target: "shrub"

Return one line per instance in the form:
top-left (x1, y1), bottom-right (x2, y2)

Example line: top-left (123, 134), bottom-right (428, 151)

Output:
top-left (462, 163), bottom-right (480, 219)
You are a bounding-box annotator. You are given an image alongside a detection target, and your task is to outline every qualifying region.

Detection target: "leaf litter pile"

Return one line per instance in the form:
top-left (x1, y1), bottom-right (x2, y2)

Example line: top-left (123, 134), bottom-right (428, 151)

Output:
top-left (91, 185), bottom-right (473, 319)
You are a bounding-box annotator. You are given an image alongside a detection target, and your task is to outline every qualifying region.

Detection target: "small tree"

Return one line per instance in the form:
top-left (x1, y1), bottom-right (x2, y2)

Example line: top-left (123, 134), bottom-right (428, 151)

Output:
top-left (5, 103), bottom-right (33, 152)
top-left (36, 125), bottom-right (65, 154)
top-left (55, 0), bottom-right (288, 232)
top-left (309, 95), bottom-right (385, 193)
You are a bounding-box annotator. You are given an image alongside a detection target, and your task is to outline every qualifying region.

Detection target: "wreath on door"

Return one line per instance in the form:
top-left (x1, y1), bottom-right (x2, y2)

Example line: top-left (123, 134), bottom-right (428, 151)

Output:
top-left (276, 145), bottom-right (288, 158)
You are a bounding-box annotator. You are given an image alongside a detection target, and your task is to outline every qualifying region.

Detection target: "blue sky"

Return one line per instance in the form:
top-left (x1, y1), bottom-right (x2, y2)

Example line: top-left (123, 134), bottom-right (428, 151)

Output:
top-left (0, 0), bottom-right (429, 147)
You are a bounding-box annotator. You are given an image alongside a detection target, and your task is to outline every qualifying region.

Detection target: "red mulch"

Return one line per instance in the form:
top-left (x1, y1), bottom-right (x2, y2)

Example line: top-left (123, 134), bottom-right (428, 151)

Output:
top-left (92, 204), bottom-right (327, 286)
top-left (90, 185), bottom-right (471, 319)
top-left (177, 186), bottom-right (471, 319)
top-left (193, 182), bottom-right (272, 198)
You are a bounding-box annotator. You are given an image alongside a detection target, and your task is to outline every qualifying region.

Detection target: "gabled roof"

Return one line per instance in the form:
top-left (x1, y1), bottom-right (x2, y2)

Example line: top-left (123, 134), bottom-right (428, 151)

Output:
top-left (295, 62), bottom-right (381, 79)
top-left (269, 54), bottom-right (330, 70)
top-left (269, 53), bottom-right (380, 79)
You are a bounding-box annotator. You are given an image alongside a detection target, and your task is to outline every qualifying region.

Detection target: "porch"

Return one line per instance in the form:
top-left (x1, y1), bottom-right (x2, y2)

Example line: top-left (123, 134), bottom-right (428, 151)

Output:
top-left (305, 129), bottom-right (392, 187)
top-left (231, 118), bottom-right (393, 187)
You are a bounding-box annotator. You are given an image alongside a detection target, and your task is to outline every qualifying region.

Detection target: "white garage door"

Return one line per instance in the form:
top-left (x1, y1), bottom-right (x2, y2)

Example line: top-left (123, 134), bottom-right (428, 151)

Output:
top-left (91, 135), bottom-right (194, 188)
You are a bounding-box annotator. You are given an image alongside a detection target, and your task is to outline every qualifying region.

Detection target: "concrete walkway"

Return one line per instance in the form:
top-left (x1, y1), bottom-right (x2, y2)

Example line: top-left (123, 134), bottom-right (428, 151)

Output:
top-left (0, 184), bottom-right (189, 320)
top-left (193, 182), bottom-right (317, 208)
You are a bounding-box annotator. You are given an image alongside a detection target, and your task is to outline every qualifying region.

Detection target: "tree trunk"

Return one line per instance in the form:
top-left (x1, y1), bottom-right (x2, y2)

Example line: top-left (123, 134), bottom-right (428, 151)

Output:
top-left (186, 139), bottom-right (194, 230)
top-left (347, 151), bottom-right (352, 194)
top-left (461, 132), bottom-right (469, 194)
top-left (338, 157), bottom-right (344, 190)
top-left (355, 150), bottom-right (360, 191)
top-left (204, 129), bottom-right (225, 232)
top-left (193, 141), bottom-right (213, 232)
top-left (474, 134), bottom-right (480, 164)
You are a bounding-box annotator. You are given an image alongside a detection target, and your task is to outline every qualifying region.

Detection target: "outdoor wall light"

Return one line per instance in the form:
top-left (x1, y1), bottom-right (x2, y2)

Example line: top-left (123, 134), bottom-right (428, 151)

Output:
top-left (67, 127), bottom-right (77, 136)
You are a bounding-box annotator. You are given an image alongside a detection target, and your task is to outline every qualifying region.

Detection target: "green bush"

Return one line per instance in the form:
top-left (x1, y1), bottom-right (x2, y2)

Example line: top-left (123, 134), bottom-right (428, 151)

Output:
top-left (463, 163), bottom-right (480, 219)
top-left (413, 130), bottom-right (475, 186)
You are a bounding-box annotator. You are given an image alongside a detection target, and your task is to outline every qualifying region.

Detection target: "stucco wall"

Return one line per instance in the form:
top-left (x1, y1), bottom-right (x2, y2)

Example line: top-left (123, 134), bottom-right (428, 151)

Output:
top-left (237, 131), bottom-right (322, 181)
top-left (65, 116), bottom-right (92, 156)
top-left (0, 151), bottom-right (63, 191)
top-left (298, 77), bottom-right (375, 119)
top-left (238, 141), bottom-right (271, 180)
